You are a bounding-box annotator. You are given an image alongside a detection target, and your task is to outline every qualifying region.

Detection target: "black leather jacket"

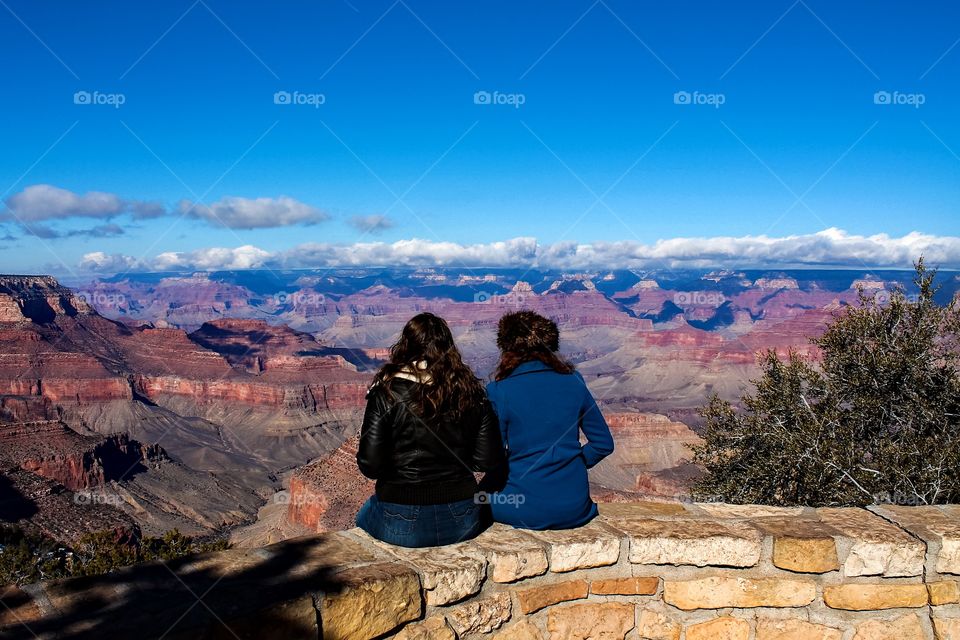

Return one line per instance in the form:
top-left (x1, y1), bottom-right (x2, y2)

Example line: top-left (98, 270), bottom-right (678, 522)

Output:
top-left (356, 377), bottom-right (505, 505)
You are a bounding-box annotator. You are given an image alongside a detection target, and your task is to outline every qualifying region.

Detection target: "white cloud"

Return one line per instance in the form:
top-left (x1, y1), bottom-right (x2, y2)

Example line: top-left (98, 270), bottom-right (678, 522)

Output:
top-left (179, 196), bottom-right (328, 229)
top-left (4, 184), bottom-right (162, 222)
top-left (348, 214), bottom-right (395, 233)
top-left (152, 245), bottom-right (273, 271)
top-left (76, 229), bottom-right (960, 273)
top-left (79, 251), bottom-right (140, 272)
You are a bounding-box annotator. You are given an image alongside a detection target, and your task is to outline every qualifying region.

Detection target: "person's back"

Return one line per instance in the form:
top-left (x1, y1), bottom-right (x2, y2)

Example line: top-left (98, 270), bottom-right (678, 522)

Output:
top-left (483, 311), bottom-right (614, 530)
top-left (355, 312), bottom-right (504, 547)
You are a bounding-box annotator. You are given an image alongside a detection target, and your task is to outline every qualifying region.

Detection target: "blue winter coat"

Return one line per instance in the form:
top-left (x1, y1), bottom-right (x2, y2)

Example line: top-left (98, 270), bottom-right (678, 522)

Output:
top-left (484, 360), bottom-right (614, 529)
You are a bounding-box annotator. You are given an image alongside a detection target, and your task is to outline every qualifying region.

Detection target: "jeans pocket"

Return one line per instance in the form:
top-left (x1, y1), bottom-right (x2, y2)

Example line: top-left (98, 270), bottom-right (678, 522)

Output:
top-left (447, 500), bottom-right (479, 524)
top-left (381, 503), bottom-right (421, 536)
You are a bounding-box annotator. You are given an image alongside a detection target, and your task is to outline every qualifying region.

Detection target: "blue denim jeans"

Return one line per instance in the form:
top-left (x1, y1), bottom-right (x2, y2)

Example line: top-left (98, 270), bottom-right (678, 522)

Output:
top-left (355, 494), bottom-right (485, 547)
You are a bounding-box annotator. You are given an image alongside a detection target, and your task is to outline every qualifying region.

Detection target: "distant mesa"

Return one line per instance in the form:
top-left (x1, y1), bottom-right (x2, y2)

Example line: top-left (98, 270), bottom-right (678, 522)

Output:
top-left (850, 276), bottom-right (886, 290)
top-left (753, 275), bottom-right (799, 290)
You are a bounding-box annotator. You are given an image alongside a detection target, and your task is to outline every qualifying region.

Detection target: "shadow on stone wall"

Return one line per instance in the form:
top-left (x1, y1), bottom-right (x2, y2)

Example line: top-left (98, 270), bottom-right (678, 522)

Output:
top-left (5, 536), bottom-right (344, 640)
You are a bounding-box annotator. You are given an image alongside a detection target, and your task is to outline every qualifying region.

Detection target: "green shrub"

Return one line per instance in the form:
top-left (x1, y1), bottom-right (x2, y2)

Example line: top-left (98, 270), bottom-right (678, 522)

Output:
top-left (0, 525), bottom-right (229, 585)
top-left (691, 259), bottom-right (960, 506)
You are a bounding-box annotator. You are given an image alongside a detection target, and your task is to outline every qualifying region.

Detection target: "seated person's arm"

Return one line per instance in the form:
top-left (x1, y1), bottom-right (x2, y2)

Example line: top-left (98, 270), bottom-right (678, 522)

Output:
top-left (576, 373), bottom-right (614, 468)
top-left (356, 384), bottom-right (393, 479)
top-left (473, 398), bottom-right (506, 472)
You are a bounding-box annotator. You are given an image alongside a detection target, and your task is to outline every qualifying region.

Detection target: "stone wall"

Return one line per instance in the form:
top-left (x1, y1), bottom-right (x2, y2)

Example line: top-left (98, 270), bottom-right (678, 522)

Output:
top-left (5, 501), bottom-right (960, 639)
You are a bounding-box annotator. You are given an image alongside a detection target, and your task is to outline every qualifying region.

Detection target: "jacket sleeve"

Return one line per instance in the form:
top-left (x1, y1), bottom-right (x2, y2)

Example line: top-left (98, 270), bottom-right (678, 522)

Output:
top-left (471, 396), bottom-right (506, 472)
top-left (356, 384), bottom-right (393, 479)
top-left (576, 373), bottom-right (614, 468)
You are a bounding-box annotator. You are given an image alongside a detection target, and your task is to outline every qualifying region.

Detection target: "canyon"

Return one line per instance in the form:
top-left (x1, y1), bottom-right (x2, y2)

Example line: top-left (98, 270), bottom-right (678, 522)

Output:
top-left (2, 267), bottom-right (954, 543)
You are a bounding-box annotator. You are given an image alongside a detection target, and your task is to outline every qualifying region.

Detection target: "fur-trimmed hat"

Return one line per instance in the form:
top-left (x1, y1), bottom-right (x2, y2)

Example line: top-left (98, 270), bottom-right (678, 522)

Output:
top-left (496, 310), bottom-right (561, 353)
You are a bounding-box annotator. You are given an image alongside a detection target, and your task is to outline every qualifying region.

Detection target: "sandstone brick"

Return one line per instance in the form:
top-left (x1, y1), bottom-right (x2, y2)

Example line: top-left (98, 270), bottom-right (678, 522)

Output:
top-left (817, 508), bottom-right (925, 577)
top-left (590, 576), bottom-right (658, 596)
top-left (394, 616), bottom-right (456, 640)
top-left (0, 585), bottom-right (42, 628)
top-left (526, 521), bottom-right (620, 572)
top-left (446, 592), bottom-right (512, 635)
top-left (934, 616), bottom-right (960, 640)
top-left (871, 505), bottom-right (960, 575)
top-left (319, 563), bottom-right (421, 640)
top-left (852, 613), bottom-right (924, 640)
top-left (606, 517), bottom-right (762, 567)
top-left (546, 602), bottom-right (635, 640)
top-left (213, 595), bottom-right (319, 639)
top-left (468, 525), bottom-right (549, 583)
top-left (773, 537), bottom-right (840, 573)
top-left (752, 517), bottom-right (842, 574)
top-left (516, 579), bottom-right (588, 614)
top-left (597, 502), bottom-right (687, 518)
top-left (694, 503), bottom-right (805, 518)
top-left (636, 609), bottom-right (680, 640)
top-left (375, 542), bottom-right (486, 605)
top-left (494, 620), bottom-right (543, 640)
top-left (274, 532), bottom-right (383, 579)
top-left (662, 575), bottom-right (816, 610)
top-left (755, 618), bottom-right (843, 640)
top-left (930, 581), bottom-right (960, 605)
top-left (684, 617), bottom-right (749, 640)
top-left (823, 583), bottom-right (928, 610)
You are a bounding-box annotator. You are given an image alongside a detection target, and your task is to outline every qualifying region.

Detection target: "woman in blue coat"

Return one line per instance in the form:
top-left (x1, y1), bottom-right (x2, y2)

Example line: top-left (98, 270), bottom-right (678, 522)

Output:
top-left (482, 311), bottom-right (614, 530)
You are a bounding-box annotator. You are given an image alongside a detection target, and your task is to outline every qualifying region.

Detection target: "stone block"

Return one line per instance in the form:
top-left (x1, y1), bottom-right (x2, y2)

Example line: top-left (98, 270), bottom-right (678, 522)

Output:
top-left (823, 583), bottom-right (928, 610)
top-left (755, 618), bottom-right (843, 640)
top-left (663, 575), bottom-right (816, 610)
top-left (394, 616), bottom-right (456, 640)
top-left (605, 516), bottom-right (761, 567)
top-left (930, 580), bottom-right (960, 605)
top-left (516, 579), bottom-right (588, 614)
top-left (319, 563), bottom-right (421, 640)
top-left (636, 609), bottom-right (680, 640)
top-left (374, 542), bottom-right (486, 605)
top-left (817, 508), bottom-right (925, 577)
top-left (446, 592), bottom-right (511, 635)
top-left (590, 576), bottom-right (658, 596)
top-left (494, 620), bottom-right (543, 640)
top-left (546, 602), bottom-right (635, 640)
top-left (468, 525), bottom-right (549, 583)
top-left (852, 614), bottom-right (924, 640)
top-left (526, 521), bottom-right (621, 572)
top-left (684, 617), bottom-right (749, 640)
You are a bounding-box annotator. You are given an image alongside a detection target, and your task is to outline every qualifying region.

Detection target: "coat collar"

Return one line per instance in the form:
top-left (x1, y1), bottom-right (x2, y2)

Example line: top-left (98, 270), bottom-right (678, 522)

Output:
top-left (506, 360), bottom-right (553, 377)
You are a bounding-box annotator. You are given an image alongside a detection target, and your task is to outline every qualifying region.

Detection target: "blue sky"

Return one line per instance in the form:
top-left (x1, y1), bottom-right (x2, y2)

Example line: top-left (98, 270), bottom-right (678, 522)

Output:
top-left (1, 0), bottom-right (958, 274)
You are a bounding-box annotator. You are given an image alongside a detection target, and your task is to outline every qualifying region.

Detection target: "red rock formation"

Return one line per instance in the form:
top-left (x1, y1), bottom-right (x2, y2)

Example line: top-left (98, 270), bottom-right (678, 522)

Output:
top-left (286, 434), bottom-right (373, 532)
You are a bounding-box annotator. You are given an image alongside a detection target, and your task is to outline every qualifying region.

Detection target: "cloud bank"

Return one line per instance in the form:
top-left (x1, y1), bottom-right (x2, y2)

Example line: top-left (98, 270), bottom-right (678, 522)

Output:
top-left (78, 228), bottom-right (960, 273)
top-left (348, 214), bottom-right (395, 234)
top-left (178, 196), bottom-right (329, 229)
top-left (2, 186), bottom-right (330, 235)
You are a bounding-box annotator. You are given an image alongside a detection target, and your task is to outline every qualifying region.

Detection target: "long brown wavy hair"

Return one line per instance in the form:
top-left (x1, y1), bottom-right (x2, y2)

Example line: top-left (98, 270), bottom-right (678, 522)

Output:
top-left (374, 312), bottom-right (485, 417)
top-left (494, 310), bottom-right (575, 381)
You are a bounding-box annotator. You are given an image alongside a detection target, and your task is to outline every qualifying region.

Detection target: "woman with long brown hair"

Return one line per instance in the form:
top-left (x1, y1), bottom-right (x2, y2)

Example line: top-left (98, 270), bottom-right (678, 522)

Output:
top-left (355, 312), bottom-right (504, 547)
top-left (482, 310), bottom-right (614, 529)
